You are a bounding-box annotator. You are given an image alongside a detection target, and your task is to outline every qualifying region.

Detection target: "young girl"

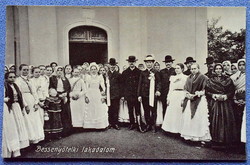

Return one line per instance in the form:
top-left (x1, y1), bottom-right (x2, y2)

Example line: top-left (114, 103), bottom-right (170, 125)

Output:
top-left (43, 88), bottom-right (63, 141)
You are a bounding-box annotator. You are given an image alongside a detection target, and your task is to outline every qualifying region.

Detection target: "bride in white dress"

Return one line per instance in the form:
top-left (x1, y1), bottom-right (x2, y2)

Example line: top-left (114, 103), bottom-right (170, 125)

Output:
top-left (161, 64), bottom-right (187, 133)
top-left (83, 62), bottom-right (109, 129)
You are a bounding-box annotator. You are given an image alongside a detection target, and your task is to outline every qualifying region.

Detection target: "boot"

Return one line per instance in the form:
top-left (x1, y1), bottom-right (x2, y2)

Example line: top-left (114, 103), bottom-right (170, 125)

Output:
top-left (136, 116), bottom-right (145, 133)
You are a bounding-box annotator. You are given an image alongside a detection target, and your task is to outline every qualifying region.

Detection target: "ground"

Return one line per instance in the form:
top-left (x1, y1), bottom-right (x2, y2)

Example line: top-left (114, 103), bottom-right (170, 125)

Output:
top-left (18, 125), bottom-right (246, 161)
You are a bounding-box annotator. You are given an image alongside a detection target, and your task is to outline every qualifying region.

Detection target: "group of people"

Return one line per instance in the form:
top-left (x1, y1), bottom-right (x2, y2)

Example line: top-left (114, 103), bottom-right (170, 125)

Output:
top-left (2, 54), bottom-right (246, 158)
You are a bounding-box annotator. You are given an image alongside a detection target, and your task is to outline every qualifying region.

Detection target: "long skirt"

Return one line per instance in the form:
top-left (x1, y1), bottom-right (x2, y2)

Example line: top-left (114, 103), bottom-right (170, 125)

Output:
top-left (180, 96), bottom-right (211, 142)
top-left (70, 96), bottom-right (85, 127)
top-left (11, 103), bottom-right (29, 149)
top-left (156, 100), bottom-right (163, 125)
top-left (118, 99), bottom-right (130, 123)
top-left (241, 106), bottom-right (246, 143)
top-left (2, 103), bottom-right (21, 158)
top-left (44, 110), bottom-right (63, 135)
top-left (61, 102), bottom-right (73, 135)
top-left (22, 93), bottom-right (44, 143)
top-left (162, 91), bottom-right (184, 133)
top-left (209, 99), bottom-right (237, 144)
top-left (83, 88), bottom-right (109, 129)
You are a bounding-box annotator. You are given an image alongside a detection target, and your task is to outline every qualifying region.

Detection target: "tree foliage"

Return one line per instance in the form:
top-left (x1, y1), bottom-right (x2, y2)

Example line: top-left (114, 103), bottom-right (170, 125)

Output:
top-left (207, 18), bottom-right (245, 63)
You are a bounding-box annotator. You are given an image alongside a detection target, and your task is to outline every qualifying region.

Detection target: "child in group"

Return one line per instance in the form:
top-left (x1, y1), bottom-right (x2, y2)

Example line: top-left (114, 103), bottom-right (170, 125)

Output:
top-left (43, 88), bottom-right (63, 141)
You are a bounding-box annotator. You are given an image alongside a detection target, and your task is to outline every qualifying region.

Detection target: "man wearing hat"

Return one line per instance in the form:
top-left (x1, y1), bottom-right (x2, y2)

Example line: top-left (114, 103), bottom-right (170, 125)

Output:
top-left (183, 57), bottom-right (196, 76)
top-left (138, 54), bottom-right (161, 133)
top-left (121, 56), bottom-right (144, 132)
top-left (204, 57), bottom-right (215, 78)
top-left (107, 58), bottom-right (122, 130)
top-left (160, 55), bottom-right (176, 118)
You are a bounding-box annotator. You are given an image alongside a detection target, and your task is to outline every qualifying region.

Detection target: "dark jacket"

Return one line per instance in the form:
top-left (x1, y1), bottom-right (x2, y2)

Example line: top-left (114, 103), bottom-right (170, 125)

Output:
top-left (108, 71), bottom-right (121, 99)
top-left (137, 68), bottom-right (161, 98)
top-left (5, 82), bottom-right (24, 110)
top-left (183, 69), bottom-right (191, 76)
top-left (121, 67), bottom-right (141, 101)
top-left (159, 67), bottom-right (176, 99)
top-left (49, 75), bottom-right (71, 103)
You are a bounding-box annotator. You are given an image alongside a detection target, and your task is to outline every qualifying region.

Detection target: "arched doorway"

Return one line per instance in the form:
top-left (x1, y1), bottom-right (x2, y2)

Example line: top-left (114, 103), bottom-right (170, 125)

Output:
top-left (68, 26), bottom-right (108, 66)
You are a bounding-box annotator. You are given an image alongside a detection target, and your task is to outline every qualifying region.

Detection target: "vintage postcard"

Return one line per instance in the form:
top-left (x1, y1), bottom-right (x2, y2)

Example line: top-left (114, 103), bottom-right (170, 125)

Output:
top-left (2, 6), bottom-right (246, 160)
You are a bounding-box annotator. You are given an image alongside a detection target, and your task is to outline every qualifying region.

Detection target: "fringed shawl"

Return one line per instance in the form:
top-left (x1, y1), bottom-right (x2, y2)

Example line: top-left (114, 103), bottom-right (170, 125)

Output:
top-left (182, 72), bottom-right (208, 118)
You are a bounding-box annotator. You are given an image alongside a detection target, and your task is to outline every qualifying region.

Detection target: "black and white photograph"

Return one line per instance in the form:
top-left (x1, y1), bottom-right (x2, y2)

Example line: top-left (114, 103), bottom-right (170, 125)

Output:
top-left (2, 6), bottom-right (246, 160)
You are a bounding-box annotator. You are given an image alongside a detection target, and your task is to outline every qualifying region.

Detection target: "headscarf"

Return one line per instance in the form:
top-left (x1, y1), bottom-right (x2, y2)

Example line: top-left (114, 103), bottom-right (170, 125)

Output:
top-left (231, 63), bottom-right (238, 74)
top-left (230, 59), bottom-right (245, 92)
top-left (89, 62), bottom-right (99, 74)
top-left (222, 60), bottom-right (232, 75)
top-left (213, 63), bottom-right (224, 74)
top-left (52, 66), bottom-right (65, 79)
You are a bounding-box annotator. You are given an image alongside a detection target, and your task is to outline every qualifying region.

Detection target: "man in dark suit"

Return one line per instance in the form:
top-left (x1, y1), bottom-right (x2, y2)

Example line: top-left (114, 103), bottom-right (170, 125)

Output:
top-left (183, 57), bottom-right (196, 76)
top-left (204, 57), bottom-right (215, 78)
top-left (108, 58), bottom-right (121, 130)
top-left (121, 56), bottom-right (144, 132)
top-left (138, 54), bottom-right (161, 133)
top-left (160, 55), bottom-right (176, 118)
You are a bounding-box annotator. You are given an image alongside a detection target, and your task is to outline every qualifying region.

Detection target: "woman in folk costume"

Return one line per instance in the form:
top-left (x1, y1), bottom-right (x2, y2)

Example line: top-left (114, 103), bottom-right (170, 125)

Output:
top-left (83, 62), bottom-right (109, 129)
top-left (230, 59), bottom-right (246, 143)
top-left (15, 64), bottom-right (44, 144)
top-left (69, 67), bottom-right (86, 127)
top-left (30, 67), bottom-right (45, 125)
top-left (64, 64), bottom-right (73, 79)
top-left (49, 66), bottom-right (72, 137)
top-left (2, 72), bottom-right (23, 158)
top-left (162, 63), bottom-right (187, 134)
top-left (4, 72), bottom-right (29, 151)
top-left (222, 60), bottom-right (232, 76)
top-left (231, 63), bottom-right (238, 75)
top-left (43, 88), bottom-right (63, 141)
top-left (205, 63), bottom-right (237, 147)
top-left (180, 63), bottom-right (211, 142)
top-left (154, 62), bottom-right (163, 126)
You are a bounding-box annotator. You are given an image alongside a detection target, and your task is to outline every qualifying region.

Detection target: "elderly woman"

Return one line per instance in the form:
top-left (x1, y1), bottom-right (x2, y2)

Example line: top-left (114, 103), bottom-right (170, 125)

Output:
top-left (222, 60), bottom-right (232, 76)
top-left (15, 64), bottom-right (44, 144)
top-left (205, 63), bottom-right (237, 147)
top-left (49, 66), bottom-right (72, 137)
top-left (83, 62), bottom-right (109, 129)
top-left (230, 59), bottom-right (246, 143)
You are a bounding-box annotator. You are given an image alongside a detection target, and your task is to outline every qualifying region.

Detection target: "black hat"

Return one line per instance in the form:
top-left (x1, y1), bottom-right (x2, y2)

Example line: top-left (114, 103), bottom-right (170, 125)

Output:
top-left (144, 54), bottom-right (155, 62)
top-left (126, 56), bottom-right (138, 62)
top-left (163, 55), bottom-right (175, 63)
top-left (205, 57), bottom-right (214, 65)
top-left (184, 57), bottom-right (196, 64)
top-left (109, 58), bottom-right (118, 66)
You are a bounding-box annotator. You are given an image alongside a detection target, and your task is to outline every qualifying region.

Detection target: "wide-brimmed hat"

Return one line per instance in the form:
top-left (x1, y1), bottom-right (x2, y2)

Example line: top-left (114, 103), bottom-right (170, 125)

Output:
top-left (184, 57), bottom-right (196, 64)
top-left (109, 58), bottom-right (118, 66)
top-left (205, 57), bottom-right (214, 65)
top-left (163, 55), bottom-right (175, 63)
top-left (144, 54), bottom-right (155, 62)
top-left (126, 56), bottom-right (138, 62)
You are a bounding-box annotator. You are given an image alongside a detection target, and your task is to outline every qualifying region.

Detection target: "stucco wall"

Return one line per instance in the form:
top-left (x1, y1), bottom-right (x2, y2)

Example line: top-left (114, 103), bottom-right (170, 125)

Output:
top-left (5, 6), bottom-right (207, 73)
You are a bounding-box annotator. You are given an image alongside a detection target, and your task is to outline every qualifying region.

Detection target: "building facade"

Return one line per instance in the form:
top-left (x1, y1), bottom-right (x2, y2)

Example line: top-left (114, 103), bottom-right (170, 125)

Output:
top-left (5, 6), bottom-right (208, 72)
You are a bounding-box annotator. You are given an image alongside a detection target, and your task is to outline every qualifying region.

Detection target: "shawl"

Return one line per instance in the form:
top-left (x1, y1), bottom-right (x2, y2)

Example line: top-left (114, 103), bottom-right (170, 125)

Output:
top-left (206, 75), bottom-right (235, 99)
top-left (183, 72), bottom-right (208, 118)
